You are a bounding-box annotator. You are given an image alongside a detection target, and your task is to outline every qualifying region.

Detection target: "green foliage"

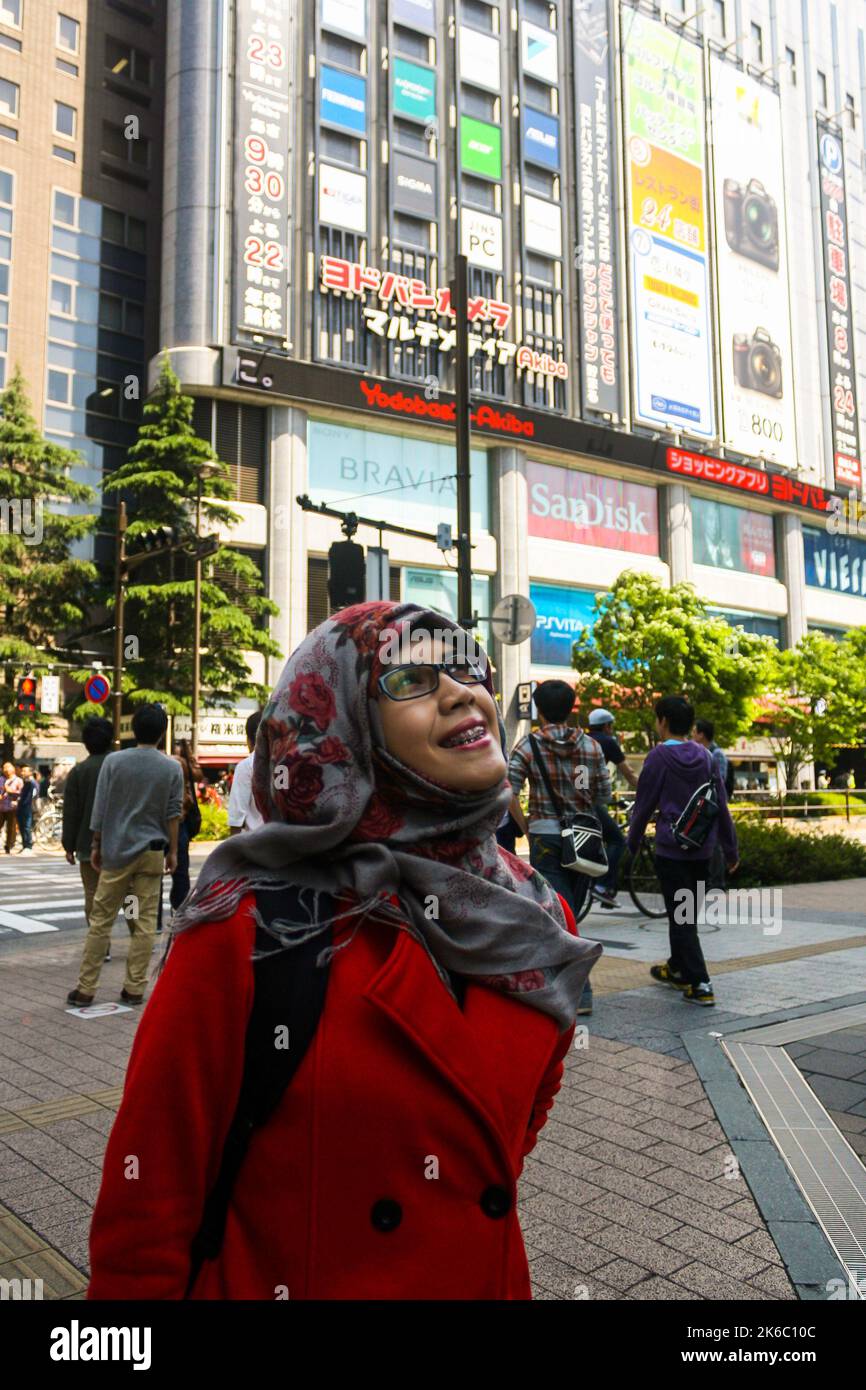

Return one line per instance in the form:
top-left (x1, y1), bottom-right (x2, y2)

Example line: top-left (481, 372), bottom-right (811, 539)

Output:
top-left (571, 571), bottom-right (772, 748)
top-left (760, 632), bottom-right (864, 788)
top-left (0, 367), bottom-right (97, 755)
top-left (194, 802), bottom-right (229, 841)
top-left (732, 817), bottom-right (866, 887)
top-left (104, 356), bottom-right (280, 713)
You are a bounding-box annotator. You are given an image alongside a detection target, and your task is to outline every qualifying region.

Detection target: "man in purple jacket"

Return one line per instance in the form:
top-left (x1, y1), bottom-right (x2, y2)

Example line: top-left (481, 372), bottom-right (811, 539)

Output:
top-left (627, 695), bottom-right (739, 1007)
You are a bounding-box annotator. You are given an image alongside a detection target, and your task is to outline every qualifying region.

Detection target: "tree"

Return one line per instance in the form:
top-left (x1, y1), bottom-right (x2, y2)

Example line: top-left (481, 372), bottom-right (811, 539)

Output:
top-left (571, 571), bottom-right (773, 749)
top-left (761, 632), bottom-right (864, 789)
top-left (0, 367), bottom-right (97, 758)
top-left (102, 356), bottom-right (279, 714)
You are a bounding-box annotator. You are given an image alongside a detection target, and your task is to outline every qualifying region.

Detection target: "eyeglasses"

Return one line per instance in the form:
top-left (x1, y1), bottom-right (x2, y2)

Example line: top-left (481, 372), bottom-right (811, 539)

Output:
top-left (378, 657), bottom-right (488, 702)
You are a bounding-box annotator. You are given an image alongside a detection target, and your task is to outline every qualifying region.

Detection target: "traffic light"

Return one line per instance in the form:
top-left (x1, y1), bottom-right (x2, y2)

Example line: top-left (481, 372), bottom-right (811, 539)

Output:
top-left (139, 526), bottom-right (177, 552)
top-left (16, 674), bottom-right (37, 714)
top-left (327, 540), bottom-right (366, 609)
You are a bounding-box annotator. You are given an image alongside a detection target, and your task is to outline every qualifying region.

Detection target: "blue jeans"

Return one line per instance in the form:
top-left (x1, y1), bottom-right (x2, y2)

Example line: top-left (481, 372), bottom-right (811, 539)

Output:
top-left (529, 834), bottom-right (593, 1007)
top-left (16, 806), bottom-right (33, 850)
top-left (594, 802), bottom-right (625, 895)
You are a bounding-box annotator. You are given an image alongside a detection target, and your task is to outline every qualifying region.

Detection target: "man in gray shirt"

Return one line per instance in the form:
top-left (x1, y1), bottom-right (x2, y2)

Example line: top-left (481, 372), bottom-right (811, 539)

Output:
top-left (68, 704), bottom-right (183, 1008)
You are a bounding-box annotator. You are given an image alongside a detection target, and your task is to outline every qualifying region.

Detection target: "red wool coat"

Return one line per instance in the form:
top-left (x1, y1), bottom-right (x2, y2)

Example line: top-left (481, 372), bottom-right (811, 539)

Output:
top-left (88, 892), bottom-right (578, 1301)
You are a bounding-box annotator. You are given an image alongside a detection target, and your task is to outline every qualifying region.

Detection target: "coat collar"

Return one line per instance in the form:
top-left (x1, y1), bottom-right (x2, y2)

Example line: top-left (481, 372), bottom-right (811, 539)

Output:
top-left (363, 927), bottom-right (562, 1166)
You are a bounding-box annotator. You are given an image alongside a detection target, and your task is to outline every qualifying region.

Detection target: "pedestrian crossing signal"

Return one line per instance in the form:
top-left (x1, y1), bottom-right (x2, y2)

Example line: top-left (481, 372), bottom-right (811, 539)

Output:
top-left (16, 675), bottom-right (37, 714)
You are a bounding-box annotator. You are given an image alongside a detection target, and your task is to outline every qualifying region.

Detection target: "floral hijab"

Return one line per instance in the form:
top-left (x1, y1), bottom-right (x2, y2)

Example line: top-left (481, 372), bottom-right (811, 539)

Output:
top-left (170, 602), bottom-right (600, 1030)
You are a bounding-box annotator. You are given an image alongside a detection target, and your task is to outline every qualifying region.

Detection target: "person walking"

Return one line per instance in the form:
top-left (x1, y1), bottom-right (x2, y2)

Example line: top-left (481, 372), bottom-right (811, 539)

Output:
top-left (508, 680), bottom-right (610, 1016)
top-left (586, 708), bottom-right (639, 908)
top-left (627, 696), bottom-right (738, 1007)
top-left (15, 765), bottom-right (37, 855)
top-left (67, 704), bottom-right (183, 1008)
top-left (166, 738), bottom-right (203, 914)
top-left (227, 710), bottom-right (264, 834)
top-left (62, 717), bottom-right (118, 959)
top-left (693, 718), bottom-right (732, 893)
top-left (86, 603), bottom-right (599, 1300)
top-left (0, 761), bottom-right (22, 854)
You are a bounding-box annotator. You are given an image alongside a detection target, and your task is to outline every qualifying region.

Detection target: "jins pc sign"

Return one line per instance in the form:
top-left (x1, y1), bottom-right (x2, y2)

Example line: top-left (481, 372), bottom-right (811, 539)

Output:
top-left (320, 255), bottom-right (568, 379)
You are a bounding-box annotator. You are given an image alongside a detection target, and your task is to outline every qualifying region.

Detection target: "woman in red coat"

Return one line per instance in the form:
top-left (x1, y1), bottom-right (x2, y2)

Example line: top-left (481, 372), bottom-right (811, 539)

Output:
top-left (88, 602), bottom-right (600, 1300)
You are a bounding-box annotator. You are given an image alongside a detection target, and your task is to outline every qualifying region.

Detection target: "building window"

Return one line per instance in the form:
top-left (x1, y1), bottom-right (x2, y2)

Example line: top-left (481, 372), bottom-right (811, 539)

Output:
top-left (712, 0), bottom-right (726, 38)
top-left (817, 69), bottom-right (828, 109)
top-left (54, 101), bottom-right (77, 138)
top-left (846, 92), bottom-right (856, 128)
top-left (751, 22), bottom-right (764, 66)
top-left (0, 78), bottom-right (18, 118)
top-left (0, 32), bottom-right (21, 51)
top-left (50, 279), bottom-right (74, 315)
top-left (53, 189), bottom-right (76, 225)
top-left (105, 35), bottom-right (153, 85)
top-left (47, 368), bottom-right (72, 404)
top-left (56, 57), bottom-right (78, 77)
top-left (52, 144), bottom-right (76, 162)
top-left (786, 47), bottom-right (797, 85)
top-left (57, 13), bottom-right (80, 53)
top-left (102, 206), bottom-right (146, 250)
top-left (0, 1), bottom-right (21, 28)
top-left (102, 119), bottom-right (151, 168)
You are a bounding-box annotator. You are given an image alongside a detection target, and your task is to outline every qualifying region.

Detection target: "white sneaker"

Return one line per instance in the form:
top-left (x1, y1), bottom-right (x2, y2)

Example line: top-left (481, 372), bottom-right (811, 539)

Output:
top-left (20, 848), bottom-right (33, 856)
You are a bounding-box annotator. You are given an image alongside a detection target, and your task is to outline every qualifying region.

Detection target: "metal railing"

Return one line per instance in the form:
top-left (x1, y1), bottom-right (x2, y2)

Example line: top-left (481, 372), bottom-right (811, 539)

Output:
top-left (728, 787), bottom-right (866, 823)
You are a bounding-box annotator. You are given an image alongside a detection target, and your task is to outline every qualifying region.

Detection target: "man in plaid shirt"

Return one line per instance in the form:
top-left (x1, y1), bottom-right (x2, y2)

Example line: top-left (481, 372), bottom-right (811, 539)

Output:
top-left (508, 680), bottom-right (610, 1015)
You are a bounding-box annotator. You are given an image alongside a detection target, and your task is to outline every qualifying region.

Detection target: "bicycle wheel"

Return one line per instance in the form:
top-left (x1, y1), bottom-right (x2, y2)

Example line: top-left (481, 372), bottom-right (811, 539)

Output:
top-left (626, 841), bottom-right (667, 918)
top-left (574, 884), bottom-right (593, 925)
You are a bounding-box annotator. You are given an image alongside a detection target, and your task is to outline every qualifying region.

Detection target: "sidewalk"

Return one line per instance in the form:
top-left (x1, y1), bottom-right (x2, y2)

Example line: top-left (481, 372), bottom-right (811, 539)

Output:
top-left (1, 877), bottom-right (863, 1300)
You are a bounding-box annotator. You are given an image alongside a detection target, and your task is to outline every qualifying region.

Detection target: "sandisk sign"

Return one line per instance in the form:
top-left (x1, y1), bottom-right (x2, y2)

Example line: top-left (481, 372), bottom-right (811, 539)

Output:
top-left (320, 255), bottom-right (568, 379)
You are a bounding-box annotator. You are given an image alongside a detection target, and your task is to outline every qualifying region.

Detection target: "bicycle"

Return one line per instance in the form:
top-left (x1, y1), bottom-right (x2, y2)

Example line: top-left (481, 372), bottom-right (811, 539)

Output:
top-left (33, 788), bottom-right (64, 851)
top-left (574, 798), bottom-right (667, 924)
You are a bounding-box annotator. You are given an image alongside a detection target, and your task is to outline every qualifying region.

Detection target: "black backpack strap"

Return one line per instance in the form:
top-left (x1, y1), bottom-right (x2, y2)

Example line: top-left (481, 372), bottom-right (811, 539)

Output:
top-left (528, 734), bottom-right (566, 824)
top-left (185, 886), bottom-right (333, 1297)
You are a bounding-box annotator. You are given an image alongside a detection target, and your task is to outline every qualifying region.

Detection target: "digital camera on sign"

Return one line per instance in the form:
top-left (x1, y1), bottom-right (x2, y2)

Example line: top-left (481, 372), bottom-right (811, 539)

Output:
top-left (723, 178), bottom-right (780, 271)
top-left (732, 328), bottom-right (783, 398)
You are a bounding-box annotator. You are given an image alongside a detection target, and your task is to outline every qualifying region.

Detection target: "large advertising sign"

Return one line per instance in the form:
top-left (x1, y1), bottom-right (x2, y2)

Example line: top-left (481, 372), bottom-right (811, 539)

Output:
top-left (523, 108), bottom-right (560, 170)
top-left (461, 208), bottom-right (503, 270)
top-left (521, 21), bottom-right (558, 84)
top-left (622, 11), bottom-right (715, 438)
top-left (817, 121), bottom-right (862, 491)
top-left (524, 196), bottom-right (562, 258)
top-left (530, 584), bottom-right (599, 667)
top-left (710, 59), bottom-right (796, 467)
top-left (460, 117), bottom-right (502, 180)
top-left (391, 151), bottom-right (437, 218)
top-left (233, 0), bottom-right (291, 343)
top-left (320, 65), bottom-right (367, 135)
top-left (803, 525), bottom-right (866, 597)
top-left (692, 496), bottom-right (776, 577)
top-left (527, 459), bottom-right (658, 554)
top-left (318, 164), bottom-right (366, 232)
top-left (393, 58), bottom-right (436, 124)
top-left (574, 0), bottom-right (623, 423)
top-left (307, 420), bottom-right (490, 532)
top-left (459, 27), bottom-right (500, 92)
top-left (321, 0), bottom-right (366, 40)
top-left (392, 0), bottom-right (435, 33)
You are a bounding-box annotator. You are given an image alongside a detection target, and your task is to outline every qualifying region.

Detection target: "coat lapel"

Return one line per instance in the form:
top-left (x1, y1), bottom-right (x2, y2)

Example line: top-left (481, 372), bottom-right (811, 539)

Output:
top-left (364, 928), bottom-right (561, 1167)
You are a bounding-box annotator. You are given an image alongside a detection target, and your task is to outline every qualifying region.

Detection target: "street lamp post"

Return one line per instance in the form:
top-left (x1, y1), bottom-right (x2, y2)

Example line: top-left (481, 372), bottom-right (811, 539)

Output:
top-left (190, 461), bottom-right (220, 756)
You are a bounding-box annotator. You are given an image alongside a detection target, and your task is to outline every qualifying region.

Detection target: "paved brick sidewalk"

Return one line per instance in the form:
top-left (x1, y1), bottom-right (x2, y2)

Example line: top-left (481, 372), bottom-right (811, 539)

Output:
top-left (0, 898), bottom-right (825, 1301)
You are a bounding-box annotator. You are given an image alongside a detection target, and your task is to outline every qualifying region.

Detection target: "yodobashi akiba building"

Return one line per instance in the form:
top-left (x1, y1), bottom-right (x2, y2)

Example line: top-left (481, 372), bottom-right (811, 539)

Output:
top-left (155, 0), bottom-right (866, 743)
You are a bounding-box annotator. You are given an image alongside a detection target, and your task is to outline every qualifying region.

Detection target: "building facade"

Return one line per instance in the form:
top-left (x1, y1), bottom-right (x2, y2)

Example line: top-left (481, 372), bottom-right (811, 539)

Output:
top-left (11, 0), bottom-right (866, 769)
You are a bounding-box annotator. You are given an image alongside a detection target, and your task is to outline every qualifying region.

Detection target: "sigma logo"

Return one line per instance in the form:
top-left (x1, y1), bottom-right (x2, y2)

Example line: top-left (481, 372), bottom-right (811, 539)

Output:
top-left (398, 174), bottom-right (433, 196)
top-left (530, 481), bottom-right (651, 534)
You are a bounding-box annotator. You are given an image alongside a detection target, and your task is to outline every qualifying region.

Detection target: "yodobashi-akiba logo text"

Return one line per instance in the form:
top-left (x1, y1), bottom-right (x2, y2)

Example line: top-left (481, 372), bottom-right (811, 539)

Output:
top-left (50, 1320), bottom-right (151, 1371)
top-left (530, 481), bottom-right (650, 534)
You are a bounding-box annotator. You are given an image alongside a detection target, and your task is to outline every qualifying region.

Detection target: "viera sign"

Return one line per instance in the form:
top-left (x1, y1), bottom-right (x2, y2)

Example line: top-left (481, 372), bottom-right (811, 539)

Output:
top-left (527, 459), bottom-right (658, 554)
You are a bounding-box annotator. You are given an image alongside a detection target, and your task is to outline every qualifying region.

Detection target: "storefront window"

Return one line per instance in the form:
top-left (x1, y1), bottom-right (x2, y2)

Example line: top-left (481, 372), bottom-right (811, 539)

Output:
top-left (529, 583), bottom-right (599, 667)
top-left (692, 496), bottom-right (776, 577)
top-left (402, 568), bottom-right (491, 648)
top-left (709, 608), bottom-right (782, 644)
top-left (803, 526), bottom-right (866, 598)
top-left (308, 420), bottom-right (490, 533)
top-left (527, 459), bottom-right (658, 555)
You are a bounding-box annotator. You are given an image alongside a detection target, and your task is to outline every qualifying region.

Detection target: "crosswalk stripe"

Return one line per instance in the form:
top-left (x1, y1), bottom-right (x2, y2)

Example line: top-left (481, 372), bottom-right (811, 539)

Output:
top-left (0, 909), bottom-right (59, 934)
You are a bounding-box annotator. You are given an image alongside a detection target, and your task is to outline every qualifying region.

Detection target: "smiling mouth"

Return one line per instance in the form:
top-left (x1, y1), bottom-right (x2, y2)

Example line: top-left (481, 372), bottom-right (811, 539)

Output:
top-left (440, 722), bottom-right (489, 749)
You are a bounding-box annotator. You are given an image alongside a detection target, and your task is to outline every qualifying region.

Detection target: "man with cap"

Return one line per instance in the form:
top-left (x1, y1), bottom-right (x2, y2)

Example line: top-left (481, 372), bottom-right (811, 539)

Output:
top-left (587, 708), bottom-right (639, 908)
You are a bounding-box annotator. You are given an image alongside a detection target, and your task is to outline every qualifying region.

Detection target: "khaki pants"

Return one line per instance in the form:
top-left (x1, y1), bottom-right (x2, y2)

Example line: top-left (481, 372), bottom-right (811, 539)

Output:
top-left (77, 849), bottom-right (164, 997)
top-left (79, 860), bottom-right (100, 924)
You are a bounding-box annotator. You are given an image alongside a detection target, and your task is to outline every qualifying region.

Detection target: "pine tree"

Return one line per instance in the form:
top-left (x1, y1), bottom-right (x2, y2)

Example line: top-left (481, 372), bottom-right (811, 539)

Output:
top-left (0, 367), bottom-right (97, 758)
top-left (103, 356), bottom-right (279, 713)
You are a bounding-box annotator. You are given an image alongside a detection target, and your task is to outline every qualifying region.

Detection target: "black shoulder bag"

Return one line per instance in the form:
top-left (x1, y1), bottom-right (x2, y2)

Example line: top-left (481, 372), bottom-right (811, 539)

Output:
top-left (528, 735), bottom-right (608, 878)
top-left (185, 886), bottom-right (333, 1297)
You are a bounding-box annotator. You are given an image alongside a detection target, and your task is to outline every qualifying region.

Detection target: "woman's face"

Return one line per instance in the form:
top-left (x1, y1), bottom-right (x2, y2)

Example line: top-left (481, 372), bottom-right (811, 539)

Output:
top-left (377, 635), bottom-right (507, 793)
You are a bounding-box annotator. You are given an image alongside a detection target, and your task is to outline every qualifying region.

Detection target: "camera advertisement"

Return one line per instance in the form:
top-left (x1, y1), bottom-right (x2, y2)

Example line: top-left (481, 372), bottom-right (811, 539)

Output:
top-left (710, 59), bottom-right (796, 467)
top-left (622, 11), bottom-right (715, 441)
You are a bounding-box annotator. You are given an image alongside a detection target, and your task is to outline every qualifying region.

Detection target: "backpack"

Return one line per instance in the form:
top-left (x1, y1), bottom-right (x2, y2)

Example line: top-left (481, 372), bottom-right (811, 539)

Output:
top-left (185, 886), bottom-right (333, 1297)
top-left (670, 749), bottom-right (720, 852)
